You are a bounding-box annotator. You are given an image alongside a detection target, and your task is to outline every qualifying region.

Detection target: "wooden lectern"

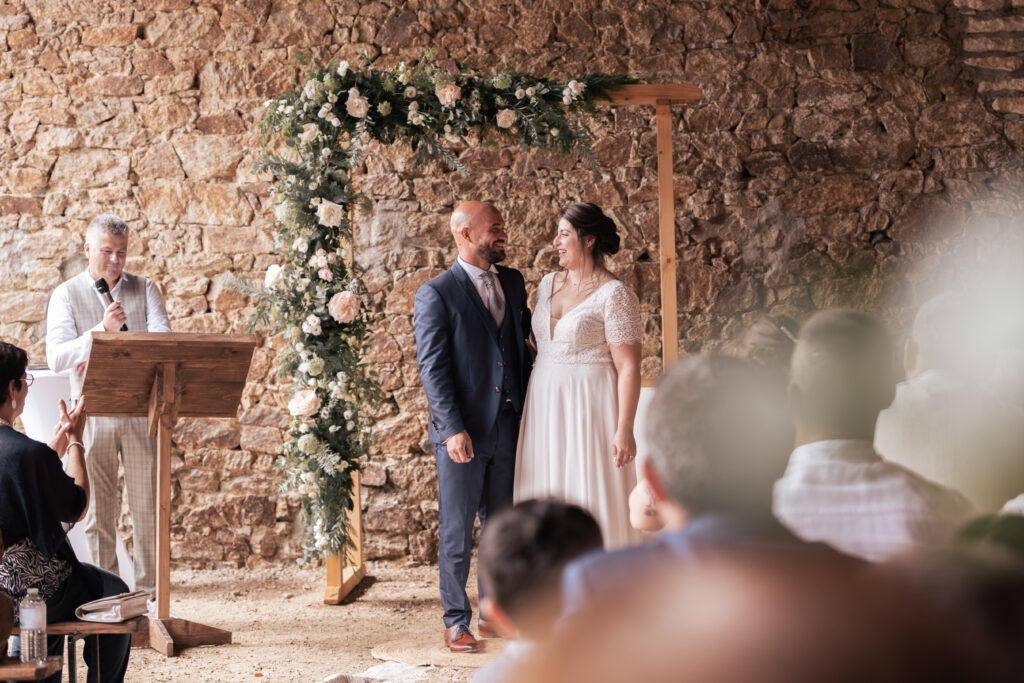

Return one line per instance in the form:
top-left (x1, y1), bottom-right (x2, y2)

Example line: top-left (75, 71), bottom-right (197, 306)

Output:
top-left (81, 332), bottom-right (258, 656)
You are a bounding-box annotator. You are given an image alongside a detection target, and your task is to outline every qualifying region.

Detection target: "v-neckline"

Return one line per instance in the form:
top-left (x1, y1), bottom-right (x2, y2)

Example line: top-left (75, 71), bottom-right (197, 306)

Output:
top-left (548, 276), bottom-right (615, 339)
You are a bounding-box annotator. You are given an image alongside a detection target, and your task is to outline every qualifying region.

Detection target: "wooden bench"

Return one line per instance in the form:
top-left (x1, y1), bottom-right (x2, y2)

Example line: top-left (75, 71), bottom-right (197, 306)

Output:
top-left (10, 617), bottom-right (146, 683)
top-left (0, 655), bottom-right (62, 681)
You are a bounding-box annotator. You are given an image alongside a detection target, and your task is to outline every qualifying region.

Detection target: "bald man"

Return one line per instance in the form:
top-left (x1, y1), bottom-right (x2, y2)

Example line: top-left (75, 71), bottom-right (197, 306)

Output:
top-left (413, 202), bottom-right (533, 652)
top-left (773, 309), bottom-right (971, 562)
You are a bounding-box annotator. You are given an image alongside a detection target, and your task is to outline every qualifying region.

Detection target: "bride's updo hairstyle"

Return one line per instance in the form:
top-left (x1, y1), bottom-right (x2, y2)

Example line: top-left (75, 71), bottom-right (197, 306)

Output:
top-left (562, 203), bottom-right (620, 264)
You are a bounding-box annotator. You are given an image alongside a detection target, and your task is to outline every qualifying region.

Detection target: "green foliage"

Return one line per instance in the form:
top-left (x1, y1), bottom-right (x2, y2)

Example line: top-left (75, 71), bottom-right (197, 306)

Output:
top-left (241, 53), bottom-right (635, 559)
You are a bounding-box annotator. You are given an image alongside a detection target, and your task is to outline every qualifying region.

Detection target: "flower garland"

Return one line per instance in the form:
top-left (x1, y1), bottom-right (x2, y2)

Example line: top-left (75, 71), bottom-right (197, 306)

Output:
top-left (240, 53), bottom-right (634, 560)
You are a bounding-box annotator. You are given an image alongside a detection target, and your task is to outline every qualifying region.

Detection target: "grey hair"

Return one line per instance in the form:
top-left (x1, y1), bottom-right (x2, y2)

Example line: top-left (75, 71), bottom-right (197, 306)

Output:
top-left (85, 214), bottom-right (129, 245)
top-left (644, 353), bottom-right (792, 516)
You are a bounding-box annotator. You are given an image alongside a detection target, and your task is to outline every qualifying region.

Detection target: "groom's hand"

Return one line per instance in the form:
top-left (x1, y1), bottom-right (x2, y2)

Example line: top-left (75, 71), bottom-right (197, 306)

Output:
top-left (446, 431), bottom-right (474, 463)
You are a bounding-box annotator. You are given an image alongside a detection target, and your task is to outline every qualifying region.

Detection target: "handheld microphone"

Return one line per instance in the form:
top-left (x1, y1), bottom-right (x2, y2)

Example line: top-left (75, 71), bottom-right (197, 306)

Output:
top-left (94, 278), bottom-right (128, 331)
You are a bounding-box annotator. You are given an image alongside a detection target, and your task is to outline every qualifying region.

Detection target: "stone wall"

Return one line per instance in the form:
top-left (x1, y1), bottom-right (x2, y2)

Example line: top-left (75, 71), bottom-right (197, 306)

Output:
top-left (1, 0), bottom-right (1023, 566)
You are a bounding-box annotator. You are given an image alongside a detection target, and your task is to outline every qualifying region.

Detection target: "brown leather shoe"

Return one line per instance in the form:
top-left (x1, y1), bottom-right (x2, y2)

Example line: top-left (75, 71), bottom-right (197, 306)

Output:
top-left (444, 624), bottom-right (479, 652)
top-left (478, 621), bottom-right (500, 639)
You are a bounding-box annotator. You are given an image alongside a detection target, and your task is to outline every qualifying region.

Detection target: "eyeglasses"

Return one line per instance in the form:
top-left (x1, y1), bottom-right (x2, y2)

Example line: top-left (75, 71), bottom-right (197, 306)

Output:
top-left (23, 373), bottom-right (33, 387)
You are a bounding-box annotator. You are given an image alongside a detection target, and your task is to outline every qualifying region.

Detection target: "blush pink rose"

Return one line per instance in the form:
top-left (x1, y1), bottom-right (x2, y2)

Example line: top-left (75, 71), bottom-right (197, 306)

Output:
top-left (288, 389), bottom-right (321, 417)
top-left (328, 291), bottom-right (360, 323)
top-left (436, 83), bottom-right (462, 107)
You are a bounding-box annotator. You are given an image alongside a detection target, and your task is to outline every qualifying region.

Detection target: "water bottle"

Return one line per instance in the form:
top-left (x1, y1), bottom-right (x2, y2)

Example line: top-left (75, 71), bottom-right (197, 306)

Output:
top-left (19, 588), bottom-right (46, 663)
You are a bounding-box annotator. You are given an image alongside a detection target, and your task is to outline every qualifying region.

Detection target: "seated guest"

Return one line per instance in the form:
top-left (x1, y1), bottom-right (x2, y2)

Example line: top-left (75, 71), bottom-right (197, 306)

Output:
top-left (561, 353), bottom-right (817, 620)
top-left (0, 342), bottom-right (130, 682)
top-left (774, 309), bottom-right (972, 562)
top-left (626, 315), bottom-right (800, 536)
top-left (875, 293), bottom-right (1024, 512)
top-left (473, 500), bottom-right (602, 683)
top-left (520, 549), bottom-right (990, 683)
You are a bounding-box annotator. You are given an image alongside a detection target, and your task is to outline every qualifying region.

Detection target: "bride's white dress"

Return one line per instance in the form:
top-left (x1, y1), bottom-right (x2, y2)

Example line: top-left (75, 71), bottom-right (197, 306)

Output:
top-left (514, 273), bottom-right (643, 548)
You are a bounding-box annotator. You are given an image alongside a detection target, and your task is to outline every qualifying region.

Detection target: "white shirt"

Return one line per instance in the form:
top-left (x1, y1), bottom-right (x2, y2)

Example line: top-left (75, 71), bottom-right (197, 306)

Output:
top-left (456, 256), bottom-right (505, 314)
top-left (875, 370), bottom-right (1024, 513)
top-left (46, 274), bottom-right (171, 373)
top-left (1002, 494), bottom-right (1024, 516)
top-left (773, 439), bottom-right (972, 562)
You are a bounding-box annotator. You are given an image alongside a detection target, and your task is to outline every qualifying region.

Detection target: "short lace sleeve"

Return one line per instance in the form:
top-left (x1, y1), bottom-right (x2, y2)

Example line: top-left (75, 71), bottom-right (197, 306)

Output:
top-left (603, 281), bottom-right (642, 345)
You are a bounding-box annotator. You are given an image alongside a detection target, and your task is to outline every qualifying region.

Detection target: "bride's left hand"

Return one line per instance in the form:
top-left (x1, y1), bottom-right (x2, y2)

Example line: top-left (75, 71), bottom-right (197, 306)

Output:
top-left (612, 429), bottom-right (636, 469)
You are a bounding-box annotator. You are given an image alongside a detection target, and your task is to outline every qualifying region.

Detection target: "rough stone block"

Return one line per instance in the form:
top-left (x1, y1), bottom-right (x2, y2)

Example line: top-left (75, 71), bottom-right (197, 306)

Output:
top-left (135, 180), bottom-right (189, 223)
top-left (8, 29), bottom-right (38, 50)
top-left (992, 97), bottom-right (1024, 115)
top-left (172, 133), bottom-right (246, 181)
top-left (964, 35), bottom-right (1024, 53)
top-left (196, 113), bottom-right (246, 135)
top-left (81, 25), bottom-right (139, 47)
top-left (0, 291), bottom-right (48, 322)
top-left (239, 424), bottom-right (283, 453)
top-left (133, 141), bottom-right (185, 180)
top-left (178, 469), bottom-right (221, 492)
top-left (173, 417), bottom-right (241, 449)
top-left (137, 95), bottom-right (192, 132)
top-left (916, 101), bottom-right (996, 147)
top-left (79, 75), bottom-right (144, 97)
top-left (187, 184), bottom-right (254, 226)
top-left (383, 268), bottom-right (444, 316)
top-left (4, 167), bottom-right (48, 194)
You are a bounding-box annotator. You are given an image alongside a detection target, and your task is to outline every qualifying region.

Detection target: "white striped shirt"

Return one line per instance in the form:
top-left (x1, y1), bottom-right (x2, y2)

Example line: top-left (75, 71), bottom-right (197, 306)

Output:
top-left (773, 439), bottom-right (972, 562)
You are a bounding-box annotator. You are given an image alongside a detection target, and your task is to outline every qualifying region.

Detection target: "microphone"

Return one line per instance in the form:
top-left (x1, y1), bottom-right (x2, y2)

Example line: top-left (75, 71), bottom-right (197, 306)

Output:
top-left (94, 278), bottom-right (128, 331)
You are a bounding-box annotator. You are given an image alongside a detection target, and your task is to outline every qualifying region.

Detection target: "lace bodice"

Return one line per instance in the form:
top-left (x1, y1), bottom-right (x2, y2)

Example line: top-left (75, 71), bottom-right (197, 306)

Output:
top-left (533, 273), bottom-right (642, 365)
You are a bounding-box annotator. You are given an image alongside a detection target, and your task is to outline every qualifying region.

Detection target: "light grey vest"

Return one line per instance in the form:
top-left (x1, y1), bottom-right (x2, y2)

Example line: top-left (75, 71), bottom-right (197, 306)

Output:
top-left (63, 270), bottom-right (149, 398)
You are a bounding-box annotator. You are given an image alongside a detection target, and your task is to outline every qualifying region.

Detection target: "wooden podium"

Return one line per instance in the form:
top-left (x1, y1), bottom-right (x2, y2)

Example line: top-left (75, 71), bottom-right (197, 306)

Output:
top-left (81, 332), bottom-right (258, 656)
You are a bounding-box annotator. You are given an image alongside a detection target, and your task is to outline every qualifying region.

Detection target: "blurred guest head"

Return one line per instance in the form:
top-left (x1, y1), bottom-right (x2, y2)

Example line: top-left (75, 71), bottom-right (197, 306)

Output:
top-left (517, 548), bottom-right (991, 683)
top-left (478, 499), bottom-right (603, 640)
top-left (643, 353), bottom-right (792, 524)
top-left (790, 309), bottom-right (897, 443)
top-left (906, 292), bottom-right (977, 380)
top-left (733, 313), bottom-right (799, 378)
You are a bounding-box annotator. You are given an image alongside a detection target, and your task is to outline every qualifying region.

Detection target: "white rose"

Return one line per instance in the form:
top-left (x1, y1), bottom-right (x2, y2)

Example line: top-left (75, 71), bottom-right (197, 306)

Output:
top-left (298, 123), bottom-right (319, 144)
top-left (515, 88), bottom-right (526, 99)
top-left (337, 60), bottom-right (349, 77)
top-left (328, 291), bottom-right (360, 323)
top-left (317, 103), bottom-right (331, 119)
top-left (568, 79), bottom-right (585, 96)
top-left (264, 264), bottom-right (283, 288)
top-left (436, 82), bottom-right (461, 107)
top-left (301, 314), bottom-right (322, 336)
top-left (525, 86), bottom-right (536, 97)
top-left (316, 199), bottom-right (344, 228)
top-left (288, 389), bottom-right (321, 417)
top-left (303, 79), bottom-right (322, 101)
top-left (562, 92), bottom-right (573, 105)
top-left (404, 86), bottom-right (417, 98)
top-left (346, 88), bottom-right (370, 118)
top-left (496, 109), bottom-right (516, 129)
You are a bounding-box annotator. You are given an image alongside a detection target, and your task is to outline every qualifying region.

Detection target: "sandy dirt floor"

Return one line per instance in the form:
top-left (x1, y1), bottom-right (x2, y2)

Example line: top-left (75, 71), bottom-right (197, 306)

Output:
top-left (125, 560), bottom-right (500, 682)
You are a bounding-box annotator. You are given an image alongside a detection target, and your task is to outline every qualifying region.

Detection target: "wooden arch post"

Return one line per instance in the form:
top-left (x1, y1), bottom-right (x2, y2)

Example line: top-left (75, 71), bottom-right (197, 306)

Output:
top-left (597, 84), bottom-right (702, 372)
top-left (325, 83), bottom-right (702, 605)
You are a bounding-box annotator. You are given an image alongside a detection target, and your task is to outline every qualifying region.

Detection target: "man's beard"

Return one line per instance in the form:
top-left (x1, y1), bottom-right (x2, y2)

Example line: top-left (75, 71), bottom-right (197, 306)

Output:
top-left (477, 242), bottom-right (506, 264)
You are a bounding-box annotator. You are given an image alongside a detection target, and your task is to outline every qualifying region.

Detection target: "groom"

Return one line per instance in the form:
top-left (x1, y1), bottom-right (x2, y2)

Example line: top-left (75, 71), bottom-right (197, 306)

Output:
top-left (414, 201), bottom-right (533, 652)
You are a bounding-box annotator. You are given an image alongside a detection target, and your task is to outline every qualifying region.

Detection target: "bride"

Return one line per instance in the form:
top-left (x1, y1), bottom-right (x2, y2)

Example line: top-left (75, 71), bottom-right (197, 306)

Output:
top-left (514, 203), bottom-right (643, 547)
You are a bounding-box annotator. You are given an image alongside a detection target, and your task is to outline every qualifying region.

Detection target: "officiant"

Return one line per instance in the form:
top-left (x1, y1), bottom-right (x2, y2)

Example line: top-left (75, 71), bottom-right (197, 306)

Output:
top-left (44, 214), bottom-right (171, 597)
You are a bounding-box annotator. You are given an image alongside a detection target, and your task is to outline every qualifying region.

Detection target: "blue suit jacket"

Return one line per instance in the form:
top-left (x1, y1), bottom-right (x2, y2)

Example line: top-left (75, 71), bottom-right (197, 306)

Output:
top-left (413, 262), bottom-right (532, 445)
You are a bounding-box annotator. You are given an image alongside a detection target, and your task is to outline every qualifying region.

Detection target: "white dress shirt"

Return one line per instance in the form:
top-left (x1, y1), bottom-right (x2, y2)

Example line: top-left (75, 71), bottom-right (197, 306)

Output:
top-left (875, 370), bottom-right (1024, 513)
top-left (773, 439), bottom-right (972, 562)
top-left (46, 274), bottom-right (171, 373)
top-left (456, 256), bottom-right (505, 316)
